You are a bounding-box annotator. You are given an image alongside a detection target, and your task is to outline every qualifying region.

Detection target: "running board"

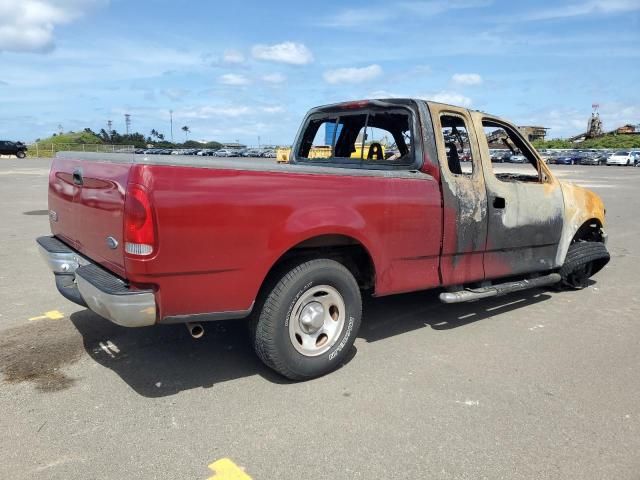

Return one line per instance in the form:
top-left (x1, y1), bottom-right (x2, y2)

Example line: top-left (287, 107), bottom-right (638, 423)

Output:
top-left (439, 273), bottom-right (561, 304)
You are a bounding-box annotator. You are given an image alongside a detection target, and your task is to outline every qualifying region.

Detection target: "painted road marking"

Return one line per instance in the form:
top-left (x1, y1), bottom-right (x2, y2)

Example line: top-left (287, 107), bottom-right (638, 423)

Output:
top-left (28, 310), bottom-right (65, 321)
top-left (207, 458), bottom-right (252, 480)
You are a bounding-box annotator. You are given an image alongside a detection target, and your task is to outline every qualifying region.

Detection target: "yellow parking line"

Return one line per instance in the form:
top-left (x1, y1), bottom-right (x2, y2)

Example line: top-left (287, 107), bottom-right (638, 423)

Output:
top-left (28, 310), bottom-right (65, 321)
top-left (207, 458), bottom-right (252, 480)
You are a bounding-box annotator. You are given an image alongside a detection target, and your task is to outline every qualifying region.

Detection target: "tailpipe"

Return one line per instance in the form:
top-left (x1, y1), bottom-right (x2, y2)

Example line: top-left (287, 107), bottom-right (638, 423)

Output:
top-left (186, 322), bottom-right (204, 339)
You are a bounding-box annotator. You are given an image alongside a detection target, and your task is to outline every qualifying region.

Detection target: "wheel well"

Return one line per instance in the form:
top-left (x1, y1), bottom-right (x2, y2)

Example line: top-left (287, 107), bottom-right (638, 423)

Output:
top-left (265, 235), bottom-right (376, 291)
top-left (572, 219), bottom-right (604, 243)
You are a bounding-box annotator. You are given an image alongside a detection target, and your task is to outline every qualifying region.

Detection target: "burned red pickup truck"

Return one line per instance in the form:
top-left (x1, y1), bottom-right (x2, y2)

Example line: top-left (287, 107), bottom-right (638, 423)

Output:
top-left (38, 99), bottom-right (610, 380)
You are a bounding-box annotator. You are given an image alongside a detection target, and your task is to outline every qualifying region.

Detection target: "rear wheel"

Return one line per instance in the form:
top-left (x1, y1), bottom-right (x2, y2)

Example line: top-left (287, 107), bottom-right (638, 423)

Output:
top-left (560, 242), bottom-right (610, 289)
top-left (252, 259), bottom-right (362, 380)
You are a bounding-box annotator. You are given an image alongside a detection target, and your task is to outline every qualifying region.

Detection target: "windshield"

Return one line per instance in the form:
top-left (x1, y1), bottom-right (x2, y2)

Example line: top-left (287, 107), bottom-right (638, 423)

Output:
top-left (614, 151), bottom-right (629, 155)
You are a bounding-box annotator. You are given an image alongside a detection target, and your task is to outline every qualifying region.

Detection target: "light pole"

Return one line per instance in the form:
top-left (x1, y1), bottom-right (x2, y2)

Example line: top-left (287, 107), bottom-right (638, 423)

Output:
top-left (170, 110), bottom-right (174, 143)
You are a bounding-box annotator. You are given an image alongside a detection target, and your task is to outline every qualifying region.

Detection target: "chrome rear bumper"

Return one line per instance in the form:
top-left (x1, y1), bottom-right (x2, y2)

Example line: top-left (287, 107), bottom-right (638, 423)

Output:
top-left (37, 236), bottom-right (156, 327)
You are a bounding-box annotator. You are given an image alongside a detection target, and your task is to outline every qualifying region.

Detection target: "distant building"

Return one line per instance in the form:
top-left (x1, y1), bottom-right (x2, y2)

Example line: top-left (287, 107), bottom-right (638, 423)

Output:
top-left (616, 124), bottom-right (637, 135)
top-left (222, 142), bottom-right (247, 149)
top-left (516, 126), bottom-right (549, 142)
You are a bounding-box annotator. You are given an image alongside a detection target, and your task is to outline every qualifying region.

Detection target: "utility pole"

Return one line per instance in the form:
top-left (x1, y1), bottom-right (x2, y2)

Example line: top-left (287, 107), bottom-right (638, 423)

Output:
top-left (258, 135), bottom-right (261, 149)
top-left (170, 110), bottom-right (174, 143)
top-left (124, 114), bottom-right (131, 136)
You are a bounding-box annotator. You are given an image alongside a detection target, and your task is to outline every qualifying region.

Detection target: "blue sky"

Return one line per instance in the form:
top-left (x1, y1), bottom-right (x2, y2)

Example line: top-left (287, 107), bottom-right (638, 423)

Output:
top-left (0, 0), bottom-right (639, 144)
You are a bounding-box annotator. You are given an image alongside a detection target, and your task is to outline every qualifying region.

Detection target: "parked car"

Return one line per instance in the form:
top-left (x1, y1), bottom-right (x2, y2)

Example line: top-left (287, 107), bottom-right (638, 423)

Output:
top-left (630, 151), bottom-right (640, 166)
top-left (607, 151), bottom-right (635, 166)
top-left (0, 140), bottom-right (28, 158)
top-left (580, 152), bottom-right (607, 165)
top-left (508, 154), bottom-right (527, 163)
top-left (38, 98), bottom-right (610, 380)
top-left (242, 149), bottom-right (263, 157)
top-left (554, 153), bottom-right (585, 165)
top-left (214, 148), bottom-right (234, 157)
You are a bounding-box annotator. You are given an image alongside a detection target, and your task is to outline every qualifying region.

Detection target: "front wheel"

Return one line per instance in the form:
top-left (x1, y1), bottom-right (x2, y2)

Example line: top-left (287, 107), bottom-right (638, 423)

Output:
top-left (16, 151), bottom-right (26, 159)
top-left (252, 259), bottom-right (362, 380)
top-left (560, 241), bottom-right (610, 289)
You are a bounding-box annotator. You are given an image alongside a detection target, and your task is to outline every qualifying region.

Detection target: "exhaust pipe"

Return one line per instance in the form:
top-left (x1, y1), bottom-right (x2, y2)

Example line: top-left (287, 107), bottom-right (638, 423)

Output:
top-left (186, 322), bottom-right (204, 339)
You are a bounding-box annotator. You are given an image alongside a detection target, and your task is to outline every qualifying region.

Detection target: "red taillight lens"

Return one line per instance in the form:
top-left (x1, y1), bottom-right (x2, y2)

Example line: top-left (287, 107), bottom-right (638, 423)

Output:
top-left (124, 184), bottom-right (155, 256)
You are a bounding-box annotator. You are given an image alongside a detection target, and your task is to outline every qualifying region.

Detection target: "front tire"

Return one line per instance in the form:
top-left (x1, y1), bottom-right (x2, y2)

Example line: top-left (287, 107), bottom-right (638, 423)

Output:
top-left (252, 259), bottom-right (362, 380)
top-left (560, 242), bottom-right (610, 289)
top-left (16, 151), bottom-right (26, 159)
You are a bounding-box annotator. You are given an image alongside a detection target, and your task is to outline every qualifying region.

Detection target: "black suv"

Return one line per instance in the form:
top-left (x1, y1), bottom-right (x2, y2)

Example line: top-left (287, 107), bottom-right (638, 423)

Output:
top-left (0, 140), bottom-right (28, 158)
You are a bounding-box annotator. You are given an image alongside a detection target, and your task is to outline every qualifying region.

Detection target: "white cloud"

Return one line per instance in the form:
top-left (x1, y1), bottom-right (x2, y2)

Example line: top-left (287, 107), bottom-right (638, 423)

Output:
top-left (223, 49), bottom-right (245, 64)
top-left (523, 0), bottom-right (640, 21)
top-left (323, 64), bottom-right (383, 84)
top-left (0, 0), bottom-right (107, 53)
top-left (177, 105), bottom-right (252, 119)
top-left (319, 1), bottom-right (492, 28)
top-left (400, 0), bottom-right (493, 16)
top-left (318, 8), bottom-right (391, 28)
top-left (262, 73), bottom-right (287, 84)
top-left (251, 42), bottom-right (313, 65)
top-left (261, 105), bottom-right (285, 114)
top-left (452, 73), bottom-right (483, 86)
top-left (420, 91), bottom-right (472, 107)
top-left (219, 73), bottom-right (251, 86)
top-left (161, 88), bottom-right (189, 101)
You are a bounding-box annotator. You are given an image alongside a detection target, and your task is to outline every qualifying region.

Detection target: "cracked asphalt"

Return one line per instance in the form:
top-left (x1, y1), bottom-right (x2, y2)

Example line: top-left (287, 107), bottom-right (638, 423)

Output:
top-left (1, 158), bottom-right (638, 479)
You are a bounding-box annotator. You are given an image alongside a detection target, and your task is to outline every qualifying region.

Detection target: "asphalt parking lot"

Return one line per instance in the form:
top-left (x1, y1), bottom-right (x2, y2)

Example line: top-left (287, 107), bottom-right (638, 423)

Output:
top-left (1, 158), bottom-right (639, 480)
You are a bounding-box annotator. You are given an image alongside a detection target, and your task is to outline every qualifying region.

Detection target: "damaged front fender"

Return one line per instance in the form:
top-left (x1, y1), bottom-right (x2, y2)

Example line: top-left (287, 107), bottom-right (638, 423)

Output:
top-left (555, 181), bottom-right (607, 266)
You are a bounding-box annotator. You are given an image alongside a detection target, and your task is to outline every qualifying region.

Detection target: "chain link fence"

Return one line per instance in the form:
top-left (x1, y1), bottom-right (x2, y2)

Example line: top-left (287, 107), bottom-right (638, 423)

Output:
top-left (26, 144), bottom-right (135, 158)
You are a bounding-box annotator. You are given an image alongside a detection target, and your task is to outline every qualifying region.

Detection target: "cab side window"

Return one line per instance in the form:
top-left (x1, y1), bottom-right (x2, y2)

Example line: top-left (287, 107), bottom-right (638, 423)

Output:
top-left (439, 114), bottom-right (473, 176)
top-left (483, 119), bottom-right (544, 183)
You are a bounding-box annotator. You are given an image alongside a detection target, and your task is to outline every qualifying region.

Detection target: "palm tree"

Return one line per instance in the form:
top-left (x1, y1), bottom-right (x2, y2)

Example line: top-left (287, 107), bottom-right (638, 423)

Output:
top-left (181, 125), bottom-right (190, 142)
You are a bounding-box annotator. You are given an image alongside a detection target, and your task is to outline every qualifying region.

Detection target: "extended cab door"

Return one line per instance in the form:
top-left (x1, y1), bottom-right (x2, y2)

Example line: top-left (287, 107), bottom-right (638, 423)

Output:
top-left (428, 103), bottom-right (488, 285)
top-left (471, 112), bottom-right (564, 278)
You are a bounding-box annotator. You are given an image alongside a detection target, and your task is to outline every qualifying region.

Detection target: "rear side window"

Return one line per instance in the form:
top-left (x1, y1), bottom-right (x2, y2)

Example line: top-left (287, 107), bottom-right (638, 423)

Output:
top-left (438, 114), bottom-right (474, 176)
top-left (296, 108), bottom-right (414, 167)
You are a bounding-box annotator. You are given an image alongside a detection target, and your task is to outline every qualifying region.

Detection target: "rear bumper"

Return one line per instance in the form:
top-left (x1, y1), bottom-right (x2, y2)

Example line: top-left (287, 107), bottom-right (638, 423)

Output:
top-left (37, 236), bottom-right (156, 327)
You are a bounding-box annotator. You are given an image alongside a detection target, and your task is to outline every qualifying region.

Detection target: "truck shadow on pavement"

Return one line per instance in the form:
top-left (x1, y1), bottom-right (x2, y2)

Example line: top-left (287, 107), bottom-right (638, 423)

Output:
top-left (69, 288), bottom-right (553, 397)
top-left (359, 289), bottom-right (553, 343)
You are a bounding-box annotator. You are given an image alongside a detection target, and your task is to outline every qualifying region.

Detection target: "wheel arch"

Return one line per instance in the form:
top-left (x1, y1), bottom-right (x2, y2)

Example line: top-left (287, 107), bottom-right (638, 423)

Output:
top-left (258, 233), bottom-right (378, 300)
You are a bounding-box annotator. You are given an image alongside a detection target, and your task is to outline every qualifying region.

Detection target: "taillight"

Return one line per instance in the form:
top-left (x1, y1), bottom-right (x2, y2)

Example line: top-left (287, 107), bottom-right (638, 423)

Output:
top-left (124, 184), bottom-right (156, 256)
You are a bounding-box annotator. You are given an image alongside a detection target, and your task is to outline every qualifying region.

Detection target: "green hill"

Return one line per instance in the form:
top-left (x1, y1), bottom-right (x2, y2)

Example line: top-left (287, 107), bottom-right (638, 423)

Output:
top-left (533, 134), bottom-right (640, 150)
top-left (36, 131), bottom-right (104, 145)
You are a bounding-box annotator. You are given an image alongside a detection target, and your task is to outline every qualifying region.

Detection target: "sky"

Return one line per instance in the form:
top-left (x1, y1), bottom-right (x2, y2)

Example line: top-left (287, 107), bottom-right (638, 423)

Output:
top-left (0, 0), bottom-right (639, 145)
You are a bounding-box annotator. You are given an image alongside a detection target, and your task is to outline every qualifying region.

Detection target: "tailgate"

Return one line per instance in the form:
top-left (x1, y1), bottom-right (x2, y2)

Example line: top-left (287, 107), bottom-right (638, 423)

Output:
top-left (49, 156), bottom-right (131, 278)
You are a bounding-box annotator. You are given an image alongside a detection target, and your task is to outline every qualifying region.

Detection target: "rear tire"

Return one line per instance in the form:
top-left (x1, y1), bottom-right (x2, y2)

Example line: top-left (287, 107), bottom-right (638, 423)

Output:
top-left (560, 242), bottom-right (610, 289)
top-left (252, 259), bottom-right (362, 380)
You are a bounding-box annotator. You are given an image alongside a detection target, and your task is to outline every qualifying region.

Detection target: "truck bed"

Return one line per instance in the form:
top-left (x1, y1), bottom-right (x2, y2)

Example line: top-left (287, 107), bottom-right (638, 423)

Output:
top-left (49, 151), bottom-right (442, 321)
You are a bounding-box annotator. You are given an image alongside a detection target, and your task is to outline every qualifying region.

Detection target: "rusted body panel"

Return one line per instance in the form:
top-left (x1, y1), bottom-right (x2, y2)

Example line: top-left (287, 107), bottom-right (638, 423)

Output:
top-left (555, 182), bottom-right (606, 266)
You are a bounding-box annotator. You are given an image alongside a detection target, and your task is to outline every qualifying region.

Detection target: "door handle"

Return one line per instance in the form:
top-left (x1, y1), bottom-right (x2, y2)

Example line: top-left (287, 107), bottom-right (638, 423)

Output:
top-left (72, 169), bottom-right (83, 186)
top-left (493, 196), bottom-right (506, 209)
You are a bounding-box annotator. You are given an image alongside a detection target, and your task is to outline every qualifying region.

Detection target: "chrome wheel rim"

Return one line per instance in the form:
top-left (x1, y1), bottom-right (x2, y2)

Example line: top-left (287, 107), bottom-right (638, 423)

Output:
top-left (288, 285), bottom-right (345, 357)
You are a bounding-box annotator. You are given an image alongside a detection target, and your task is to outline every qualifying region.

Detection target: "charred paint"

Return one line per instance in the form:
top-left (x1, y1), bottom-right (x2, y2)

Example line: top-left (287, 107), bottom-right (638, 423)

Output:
top-left (427, 104), bottom-right (488, 285)
top-left (555, 181), bottom-right (606, 265)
